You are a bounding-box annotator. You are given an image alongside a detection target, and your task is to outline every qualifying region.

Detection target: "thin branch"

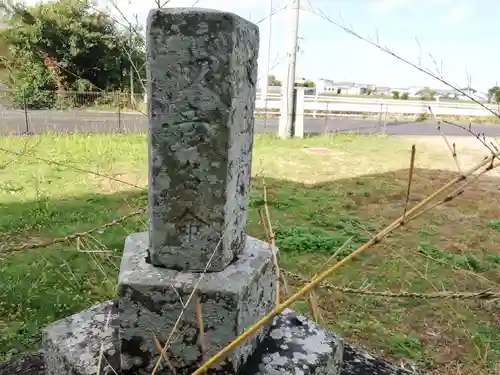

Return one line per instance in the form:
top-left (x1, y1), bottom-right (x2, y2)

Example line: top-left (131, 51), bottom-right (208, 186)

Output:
top-left (439, 118), bottom-right (500, 161)
top-left (0, 146), bottom-right (146, 190)
top-left (307, 7), bottom-right (500, 120)
top-left (85, 1), bottom-right (145, 44)
top-left (194, 291), bottom-right (206, 365)
top-left (96, 310), bottom-right (112, 375)
top-left (307, 291), bottom-right (322, 323)
top-left (280, 273), bottom-right (290, 296)
top-left (254, 4), bottom-right (289, 25)
top-left (283, 270), bottom-right (500, 301)
top-left (170, 285), bottom-right (185, 308)
top-left (428, 105), bottom-right (463, 171)
top-left (313, 237), bottom-right (352, 279)
top-left (405, 160), bottom-right (500, 223)
top-left (260, 179), bottom-right (280, 305)
top-left (0, 138), bottom-right (41, 170)
top-left (152, 336), bottom-right (177, 375)
top-left (402, 145), bottom-right (416, 221)
top-left (437, 125), bottom-right (462, 173)
top-left (0, 209), bottom-right (145, 254)
top-left (415, 37), bottom-right (422, 67)
top-left (428, 53), bottom-right (442, 77)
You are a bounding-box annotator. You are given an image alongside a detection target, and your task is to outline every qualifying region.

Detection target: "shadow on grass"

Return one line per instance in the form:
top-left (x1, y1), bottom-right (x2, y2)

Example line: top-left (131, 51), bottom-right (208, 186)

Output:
top-left (1, 168), bottom-right (500, 371)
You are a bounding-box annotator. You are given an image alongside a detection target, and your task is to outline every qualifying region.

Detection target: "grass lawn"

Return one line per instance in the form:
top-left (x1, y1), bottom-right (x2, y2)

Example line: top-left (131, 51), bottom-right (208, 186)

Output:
top-left (1, 133), bottom-right (500, 374)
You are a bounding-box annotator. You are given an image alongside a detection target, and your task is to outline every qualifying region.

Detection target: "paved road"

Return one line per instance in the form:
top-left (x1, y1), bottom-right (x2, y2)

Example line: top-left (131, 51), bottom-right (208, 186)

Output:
top-left (2, 109), bottom-right (500, 136)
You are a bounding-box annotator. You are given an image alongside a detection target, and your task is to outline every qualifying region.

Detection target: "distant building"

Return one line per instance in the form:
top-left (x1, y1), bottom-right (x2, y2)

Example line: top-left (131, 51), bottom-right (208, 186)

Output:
top-left (434, 88), bottom-right (457, 99)
top-left (388, 87), bottom-right (426, 98)
top-left (315, 79), bottom-right (375, 95)
top-left (456, 88), bottom-right (488, 101)
top-left (374, 86), bottom-right (391, 96)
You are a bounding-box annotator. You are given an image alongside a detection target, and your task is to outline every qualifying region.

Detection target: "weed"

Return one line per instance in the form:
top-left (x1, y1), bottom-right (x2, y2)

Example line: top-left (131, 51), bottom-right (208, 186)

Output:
top-left (275, 226), bottom-right (351, 255)
top-left (418, 226), bottom-right (437, 237)
top-left (472, 324), bottom-right (500, 368)
top-left (486, 254), bottom-right (500, 265)
top-left (416, 244), bottom-right (487, 271)
top-left (382, 334), bottom-right (424, 363)
top-left (488, 220), bottom-right (500, 230)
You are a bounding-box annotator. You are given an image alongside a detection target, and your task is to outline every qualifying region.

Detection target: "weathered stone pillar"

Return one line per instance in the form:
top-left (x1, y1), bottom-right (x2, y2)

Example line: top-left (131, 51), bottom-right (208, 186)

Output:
top-left (117, 8), bottom-right (277, 375)
top-left (147, 8), bottom-right (258, 273)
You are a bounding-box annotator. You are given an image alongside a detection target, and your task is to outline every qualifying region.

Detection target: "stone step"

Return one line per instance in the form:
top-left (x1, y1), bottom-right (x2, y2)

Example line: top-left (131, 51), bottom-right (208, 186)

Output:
top-left (0, 343), bottom-right (417, 375)
top-left (0, 300), bottom-right (418, 375)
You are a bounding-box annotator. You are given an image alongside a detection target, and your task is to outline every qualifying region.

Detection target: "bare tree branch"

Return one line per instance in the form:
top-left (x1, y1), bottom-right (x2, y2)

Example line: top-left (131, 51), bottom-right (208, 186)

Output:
top-left (306, 6), bottom-right (500, 120)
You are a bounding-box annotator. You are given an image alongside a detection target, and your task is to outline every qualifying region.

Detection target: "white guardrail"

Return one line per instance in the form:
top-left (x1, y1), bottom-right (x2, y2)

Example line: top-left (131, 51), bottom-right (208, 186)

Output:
top-left (255, 94), bottom-right (500, 117)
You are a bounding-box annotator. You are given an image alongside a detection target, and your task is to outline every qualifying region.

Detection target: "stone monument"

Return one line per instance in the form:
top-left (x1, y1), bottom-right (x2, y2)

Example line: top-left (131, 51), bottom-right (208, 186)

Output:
top-left (37, 7), bottom-right (414, 375)
top-left (116, 7), bottom-right (277, 374)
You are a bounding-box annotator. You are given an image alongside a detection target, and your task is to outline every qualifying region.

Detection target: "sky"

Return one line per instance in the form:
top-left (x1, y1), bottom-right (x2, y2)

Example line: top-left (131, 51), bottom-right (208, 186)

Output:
top-left (23, 0), bottom-right (500, 92)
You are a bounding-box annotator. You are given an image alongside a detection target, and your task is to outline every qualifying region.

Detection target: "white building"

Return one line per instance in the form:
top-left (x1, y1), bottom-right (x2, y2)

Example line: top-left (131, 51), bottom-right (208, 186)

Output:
top-left (315, 79), bottom-right (374, 95)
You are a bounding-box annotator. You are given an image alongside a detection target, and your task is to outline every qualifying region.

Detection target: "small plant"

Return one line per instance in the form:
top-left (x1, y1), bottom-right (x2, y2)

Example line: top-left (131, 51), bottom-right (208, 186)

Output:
top-left (418, 226), bottom-right (437, 237)
top-left (488, 220), bottom-right (500, 230)
top-left (383, 334), bottom-right (424, 362)
top-left (275, 226), bottom-right (353, 257)
top-left (472, 324), bottom-right (500, 368)
top-left (416, 244), bottom-right (485, 271)
top-left (416, 112), bottom-right (429, 122)
top-left (392, 91), bottom-right (400, 99)
top-left (401, 92), bottom-right (409, 100)
top-left (486, 254), bottom-right (500, 265)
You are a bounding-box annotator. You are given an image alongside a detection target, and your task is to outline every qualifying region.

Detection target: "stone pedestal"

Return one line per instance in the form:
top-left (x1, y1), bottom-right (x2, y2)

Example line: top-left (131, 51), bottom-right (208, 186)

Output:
top-left (117, 232), bottom-right (277, 374)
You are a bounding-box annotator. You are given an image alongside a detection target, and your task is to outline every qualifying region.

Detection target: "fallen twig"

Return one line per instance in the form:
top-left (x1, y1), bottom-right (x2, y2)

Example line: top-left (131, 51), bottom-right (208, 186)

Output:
top-left (261, 179), bottom-right (280, 305)
top-left (283, 269), bottom-right (500, 301)
top-left (402, 145), bottom-right (416, 222)
top-left (194, 291), bottom-right (206, 366)
top-left (0, 209), bottom-right (146, 254)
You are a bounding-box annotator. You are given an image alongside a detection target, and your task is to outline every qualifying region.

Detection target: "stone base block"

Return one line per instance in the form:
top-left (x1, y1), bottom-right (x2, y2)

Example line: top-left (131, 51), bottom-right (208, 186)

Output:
top-left (27, 304), bottom-right (416, 375)
top-left (42, 300), bottom-right (120, 375)
top-left (117, 232), bottom-right (278, 375)
top-left (241, 308), bottom-right (344, 375)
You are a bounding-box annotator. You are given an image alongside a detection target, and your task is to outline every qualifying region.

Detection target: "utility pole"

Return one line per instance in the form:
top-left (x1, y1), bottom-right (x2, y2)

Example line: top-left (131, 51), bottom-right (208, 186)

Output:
top-left (129, 25), bottom-right (135, 106)
top-left (261, 0), bottom-right (273, 101)
top-left (278, 0), bottom-right (300, 139)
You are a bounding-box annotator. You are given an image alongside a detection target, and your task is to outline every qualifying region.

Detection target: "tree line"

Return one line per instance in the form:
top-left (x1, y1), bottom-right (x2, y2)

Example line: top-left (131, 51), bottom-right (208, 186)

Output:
top-left (0, 0), bottom-right (145, 109)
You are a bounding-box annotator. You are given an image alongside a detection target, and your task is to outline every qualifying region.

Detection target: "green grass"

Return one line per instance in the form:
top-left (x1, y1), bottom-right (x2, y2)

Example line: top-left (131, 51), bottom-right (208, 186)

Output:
top-left (1, 133), bottom-right (500, 374)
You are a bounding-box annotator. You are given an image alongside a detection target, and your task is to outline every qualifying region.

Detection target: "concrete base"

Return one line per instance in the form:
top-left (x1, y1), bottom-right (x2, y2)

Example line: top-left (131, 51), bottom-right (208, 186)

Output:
top-left (42, 300), bottom-right (120, 375)
top-left (117, 232), bottom-right (278, 375)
